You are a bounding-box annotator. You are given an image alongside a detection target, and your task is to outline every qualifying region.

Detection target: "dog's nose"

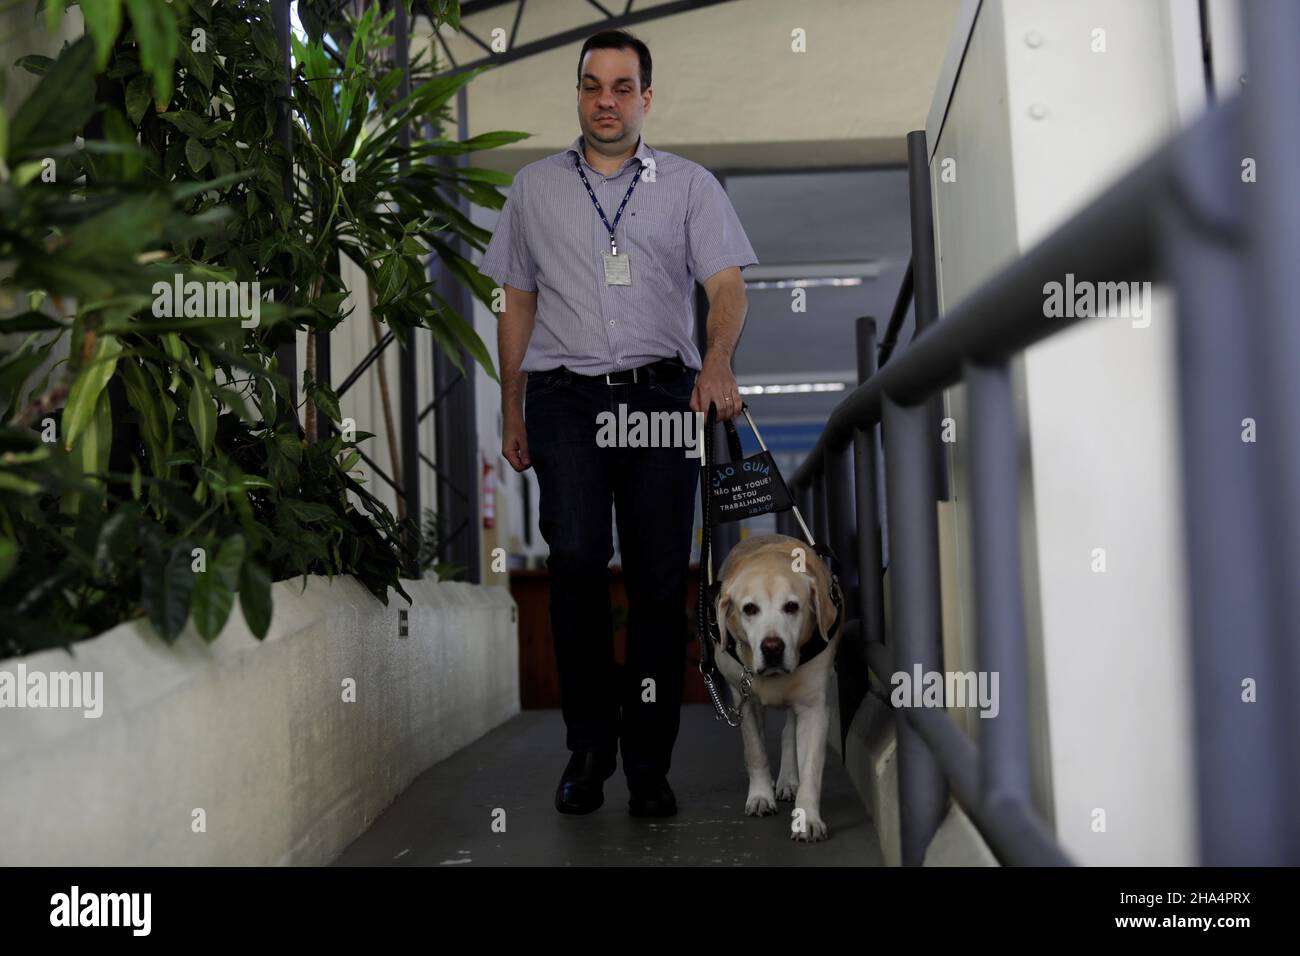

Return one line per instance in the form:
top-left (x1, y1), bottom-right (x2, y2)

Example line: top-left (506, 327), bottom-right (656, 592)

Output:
top-left (761, 637), bottom-right (784, 659)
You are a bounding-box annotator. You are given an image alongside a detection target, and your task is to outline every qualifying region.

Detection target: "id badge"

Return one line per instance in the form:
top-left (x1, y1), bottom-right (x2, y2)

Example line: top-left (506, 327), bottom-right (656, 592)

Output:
top-left (603, 252), bottom-right (631, 286)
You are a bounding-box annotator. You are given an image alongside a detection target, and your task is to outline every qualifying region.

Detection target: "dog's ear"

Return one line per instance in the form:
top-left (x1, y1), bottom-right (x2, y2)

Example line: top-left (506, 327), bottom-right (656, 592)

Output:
top-left (806, 560), bottom-right (837, 639)
top-left (714, 585), bottom-right (733, 644)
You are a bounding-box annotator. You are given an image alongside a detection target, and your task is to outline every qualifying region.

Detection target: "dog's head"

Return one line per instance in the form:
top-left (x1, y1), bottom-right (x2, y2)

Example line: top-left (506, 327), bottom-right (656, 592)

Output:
top-left (716, 546), bottom-right (837, 676)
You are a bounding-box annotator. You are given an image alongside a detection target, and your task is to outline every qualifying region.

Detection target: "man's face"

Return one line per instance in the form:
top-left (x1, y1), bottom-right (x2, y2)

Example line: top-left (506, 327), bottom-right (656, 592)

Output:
top-left (577, 47), bottom-right (650, 147)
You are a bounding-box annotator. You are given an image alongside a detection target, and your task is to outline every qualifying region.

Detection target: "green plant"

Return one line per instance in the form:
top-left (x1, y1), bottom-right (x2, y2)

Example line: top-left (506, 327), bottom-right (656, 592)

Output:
top-left (0, 0), bottom-right (526, 658)
top-left (417, 506), bottom-right (465, 581)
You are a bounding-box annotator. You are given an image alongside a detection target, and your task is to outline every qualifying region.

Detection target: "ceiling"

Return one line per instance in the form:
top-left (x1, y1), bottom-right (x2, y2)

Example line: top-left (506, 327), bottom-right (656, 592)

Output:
top-left (722, 166), bottom-right (914, 425)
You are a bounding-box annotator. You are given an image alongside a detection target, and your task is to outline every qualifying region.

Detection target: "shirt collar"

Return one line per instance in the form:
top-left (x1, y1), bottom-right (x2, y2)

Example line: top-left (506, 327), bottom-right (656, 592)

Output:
top-left (566, 133), bottom-right (654, 175)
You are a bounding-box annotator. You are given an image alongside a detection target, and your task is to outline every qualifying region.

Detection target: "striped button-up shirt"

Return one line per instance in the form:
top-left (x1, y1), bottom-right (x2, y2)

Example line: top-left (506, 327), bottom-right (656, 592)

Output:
top-left (478, 133), bottom-right (758, 375)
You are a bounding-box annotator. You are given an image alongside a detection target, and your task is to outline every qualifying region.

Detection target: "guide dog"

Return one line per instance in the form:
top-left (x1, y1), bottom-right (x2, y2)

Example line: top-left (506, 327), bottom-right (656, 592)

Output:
top-left (713, 533), bottom-right (841, 841)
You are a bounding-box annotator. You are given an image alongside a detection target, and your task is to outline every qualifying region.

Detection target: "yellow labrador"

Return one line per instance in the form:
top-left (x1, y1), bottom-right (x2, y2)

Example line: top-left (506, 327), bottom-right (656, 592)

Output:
top-left (714, 532), bottom-right (840, 842)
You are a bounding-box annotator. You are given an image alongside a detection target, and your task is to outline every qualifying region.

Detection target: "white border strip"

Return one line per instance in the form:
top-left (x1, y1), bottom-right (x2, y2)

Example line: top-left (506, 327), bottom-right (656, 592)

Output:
top-left (925, 0), bottom-right (986, 161)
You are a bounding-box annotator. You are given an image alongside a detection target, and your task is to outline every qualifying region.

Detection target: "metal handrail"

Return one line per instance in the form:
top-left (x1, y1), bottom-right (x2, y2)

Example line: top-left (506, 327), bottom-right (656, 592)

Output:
top-left (782, 76), bottom-right (1298, 867)
top-left (876, 258), bottom-right (913, 367)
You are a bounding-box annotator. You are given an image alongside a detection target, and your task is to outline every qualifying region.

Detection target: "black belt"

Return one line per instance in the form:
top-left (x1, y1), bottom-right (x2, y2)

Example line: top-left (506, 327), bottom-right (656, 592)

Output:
top-left (555, 357), bottom-right (688, 386)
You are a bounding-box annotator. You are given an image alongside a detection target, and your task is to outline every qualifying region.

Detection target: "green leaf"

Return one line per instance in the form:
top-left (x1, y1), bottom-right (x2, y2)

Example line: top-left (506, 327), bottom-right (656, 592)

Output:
top-left (0, 473), bottom-right (42, 495)
top-left (215, 385), bottom-right (254, 422)
top-left (64, 335), bottom-right (124, 449)
top-left (103, 106), bottom-right (145, 180)
top-left (238, 559), bottom-right (273, 639)
top-left (384, 67), bottom-right (486, 130)
top-left (187, 376), bottom-right (217, 461)
top-left (250, 19), bottom-right (280, 64)
top-left (0, 311), bottom-right (66, 332)
top-left (120, 356), bottom-right (175, 479)
top-left (125, 73), bottom-right (152, 125)
top-left (306, 379), bottom-right (341, 422)
top-left (62, 193), bottom-right (170, 263)
top-left (126, 0), bottom-right (179, 104)
top-left (158, 110), bottom-right (213, 138)
top-left (8, 36), bottom-right (97, 156)
top-left (69, 389), bottom-right (114, 491)
top-left (185, 137), bottom-right (211, 172)
top-left (450, 166), bottom-right (514, 187)
top-left (280, 499), bottom-right (336, 524)
top-left (94, 502), bottom-right (142, 571)
top-left (192, 535), bottom-right (246, 641)
top-left (177, 40), bottom-right (214, 91)
top-left (141, 535), bottom-right (196, 643)
top-left (169, 168), bottom-right (255, 201)
top-left (82, 0), bottom-right (124, 68)
top-left (14, 55), bottom-right (55, 77)
top-left (0, 537), bottom-right (16, 583)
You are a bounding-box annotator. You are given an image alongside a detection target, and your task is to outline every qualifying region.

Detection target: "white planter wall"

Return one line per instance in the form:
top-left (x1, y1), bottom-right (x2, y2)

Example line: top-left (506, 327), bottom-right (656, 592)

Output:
top-left (0, 576), bottom-right (517, 865)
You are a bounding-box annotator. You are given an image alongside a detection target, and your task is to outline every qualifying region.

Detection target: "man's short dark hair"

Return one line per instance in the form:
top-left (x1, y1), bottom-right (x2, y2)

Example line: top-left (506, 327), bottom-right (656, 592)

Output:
top-left (577, 29), bottom-right (652, 92)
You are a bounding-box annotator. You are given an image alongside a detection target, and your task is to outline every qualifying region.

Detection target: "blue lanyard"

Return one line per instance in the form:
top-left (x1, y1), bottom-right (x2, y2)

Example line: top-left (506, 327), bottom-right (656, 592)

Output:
top-left (574, 154), bottom-right (643, 255)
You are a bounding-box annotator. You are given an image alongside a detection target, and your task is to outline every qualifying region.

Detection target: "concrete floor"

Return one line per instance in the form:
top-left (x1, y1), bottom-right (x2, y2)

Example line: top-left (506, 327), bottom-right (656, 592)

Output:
top-left (334, 703), bottom-right (883, 866)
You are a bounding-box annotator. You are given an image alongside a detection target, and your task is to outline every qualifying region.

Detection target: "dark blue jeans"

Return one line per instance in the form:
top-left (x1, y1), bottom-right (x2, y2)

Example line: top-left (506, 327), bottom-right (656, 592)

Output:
top-left (524, 361), bottom-right (700, 780)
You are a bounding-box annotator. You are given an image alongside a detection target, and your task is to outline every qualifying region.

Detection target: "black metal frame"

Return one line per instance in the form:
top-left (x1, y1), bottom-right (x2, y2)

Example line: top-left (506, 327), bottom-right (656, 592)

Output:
top-left (780, 0), bottom-right (1299, 867)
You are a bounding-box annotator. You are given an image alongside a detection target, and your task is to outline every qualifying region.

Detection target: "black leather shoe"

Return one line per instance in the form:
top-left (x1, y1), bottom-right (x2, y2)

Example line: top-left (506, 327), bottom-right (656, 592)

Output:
top-left (555, 749), bottom-right (618, 815)
top-left (628, 775), bottom-right (677, 817)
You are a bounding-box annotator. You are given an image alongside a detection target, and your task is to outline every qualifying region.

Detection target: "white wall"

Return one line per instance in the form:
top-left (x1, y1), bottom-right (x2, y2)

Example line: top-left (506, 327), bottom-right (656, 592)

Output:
top-left (0, 576), bottom-right (517, 865)
top-left (927, 0), bottom-right (1208, 865)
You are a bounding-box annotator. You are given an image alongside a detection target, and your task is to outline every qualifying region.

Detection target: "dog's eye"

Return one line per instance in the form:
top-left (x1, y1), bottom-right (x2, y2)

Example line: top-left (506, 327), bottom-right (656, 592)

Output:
top-left (742, 603), bottom-right (759, 616)
top-left (783, 601), bottom-right (800, 614)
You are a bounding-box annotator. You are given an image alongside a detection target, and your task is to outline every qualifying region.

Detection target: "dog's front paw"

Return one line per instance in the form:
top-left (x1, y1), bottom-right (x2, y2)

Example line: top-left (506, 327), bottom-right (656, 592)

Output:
top-left (774, 776), bottom-right (799, 801)
top-left (745, 789), bottom-right (779, 816)
top-left (790, 808), bottom-right (829, 842)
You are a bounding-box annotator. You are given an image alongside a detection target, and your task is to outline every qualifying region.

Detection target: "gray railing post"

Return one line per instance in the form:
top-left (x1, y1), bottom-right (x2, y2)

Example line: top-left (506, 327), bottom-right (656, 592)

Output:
top-left (906, 130), bottom-right (950, 502)
top-left (1242, 0), bottom-right (1300, 862)
top-left (1151, 0), bottom-right (1300, 865)
top-left (882, 396), bottom-right (948, 865)
top-left (964, 359), bottom-right (1032, 806)
top-left (814, 467), bottom-right (830, 554)
top-left (825, 443), bottom-right (857, 608)
top-left (1159, 149), bottom-right (1287, 866)
top-left (854, 318), bottom-right (887, 648)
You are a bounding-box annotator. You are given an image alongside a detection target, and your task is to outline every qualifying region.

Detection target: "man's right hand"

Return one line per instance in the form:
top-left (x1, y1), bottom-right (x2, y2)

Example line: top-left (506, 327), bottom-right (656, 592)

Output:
top-left (503, 412), bottom-right (531, 472)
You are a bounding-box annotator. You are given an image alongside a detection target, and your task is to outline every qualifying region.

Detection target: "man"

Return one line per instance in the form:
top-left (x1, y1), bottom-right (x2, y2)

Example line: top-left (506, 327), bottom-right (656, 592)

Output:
top-left (479, 29), bottom-right (758, 817)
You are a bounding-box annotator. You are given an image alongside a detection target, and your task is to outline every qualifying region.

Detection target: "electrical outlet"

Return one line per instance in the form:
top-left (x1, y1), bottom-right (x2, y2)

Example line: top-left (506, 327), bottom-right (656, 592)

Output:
top-left (398, 609), bottom-right (409, 638)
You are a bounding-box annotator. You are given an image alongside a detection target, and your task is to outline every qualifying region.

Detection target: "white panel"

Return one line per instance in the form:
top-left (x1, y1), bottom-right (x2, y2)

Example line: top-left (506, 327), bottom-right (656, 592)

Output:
top-left (1206, 0), bottom-right (1246, 97)
top-left (1001, 0), bottom-right (1196, 865)
top-left (928, 0), bottom-right (1058, 829)
top-left (929, 0), bottom-right (1201, 865)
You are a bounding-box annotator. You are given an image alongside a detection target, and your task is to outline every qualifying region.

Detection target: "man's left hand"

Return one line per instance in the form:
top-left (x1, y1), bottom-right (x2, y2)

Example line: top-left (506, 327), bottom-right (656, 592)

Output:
top-left (691, 354), bottom-right (741, 421)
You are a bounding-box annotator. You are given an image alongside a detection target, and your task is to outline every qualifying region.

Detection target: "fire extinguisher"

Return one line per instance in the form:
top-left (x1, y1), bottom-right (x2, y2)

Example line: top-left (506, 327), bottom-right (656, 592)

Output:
top-left (482, 456), bottom-right (496, 529)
